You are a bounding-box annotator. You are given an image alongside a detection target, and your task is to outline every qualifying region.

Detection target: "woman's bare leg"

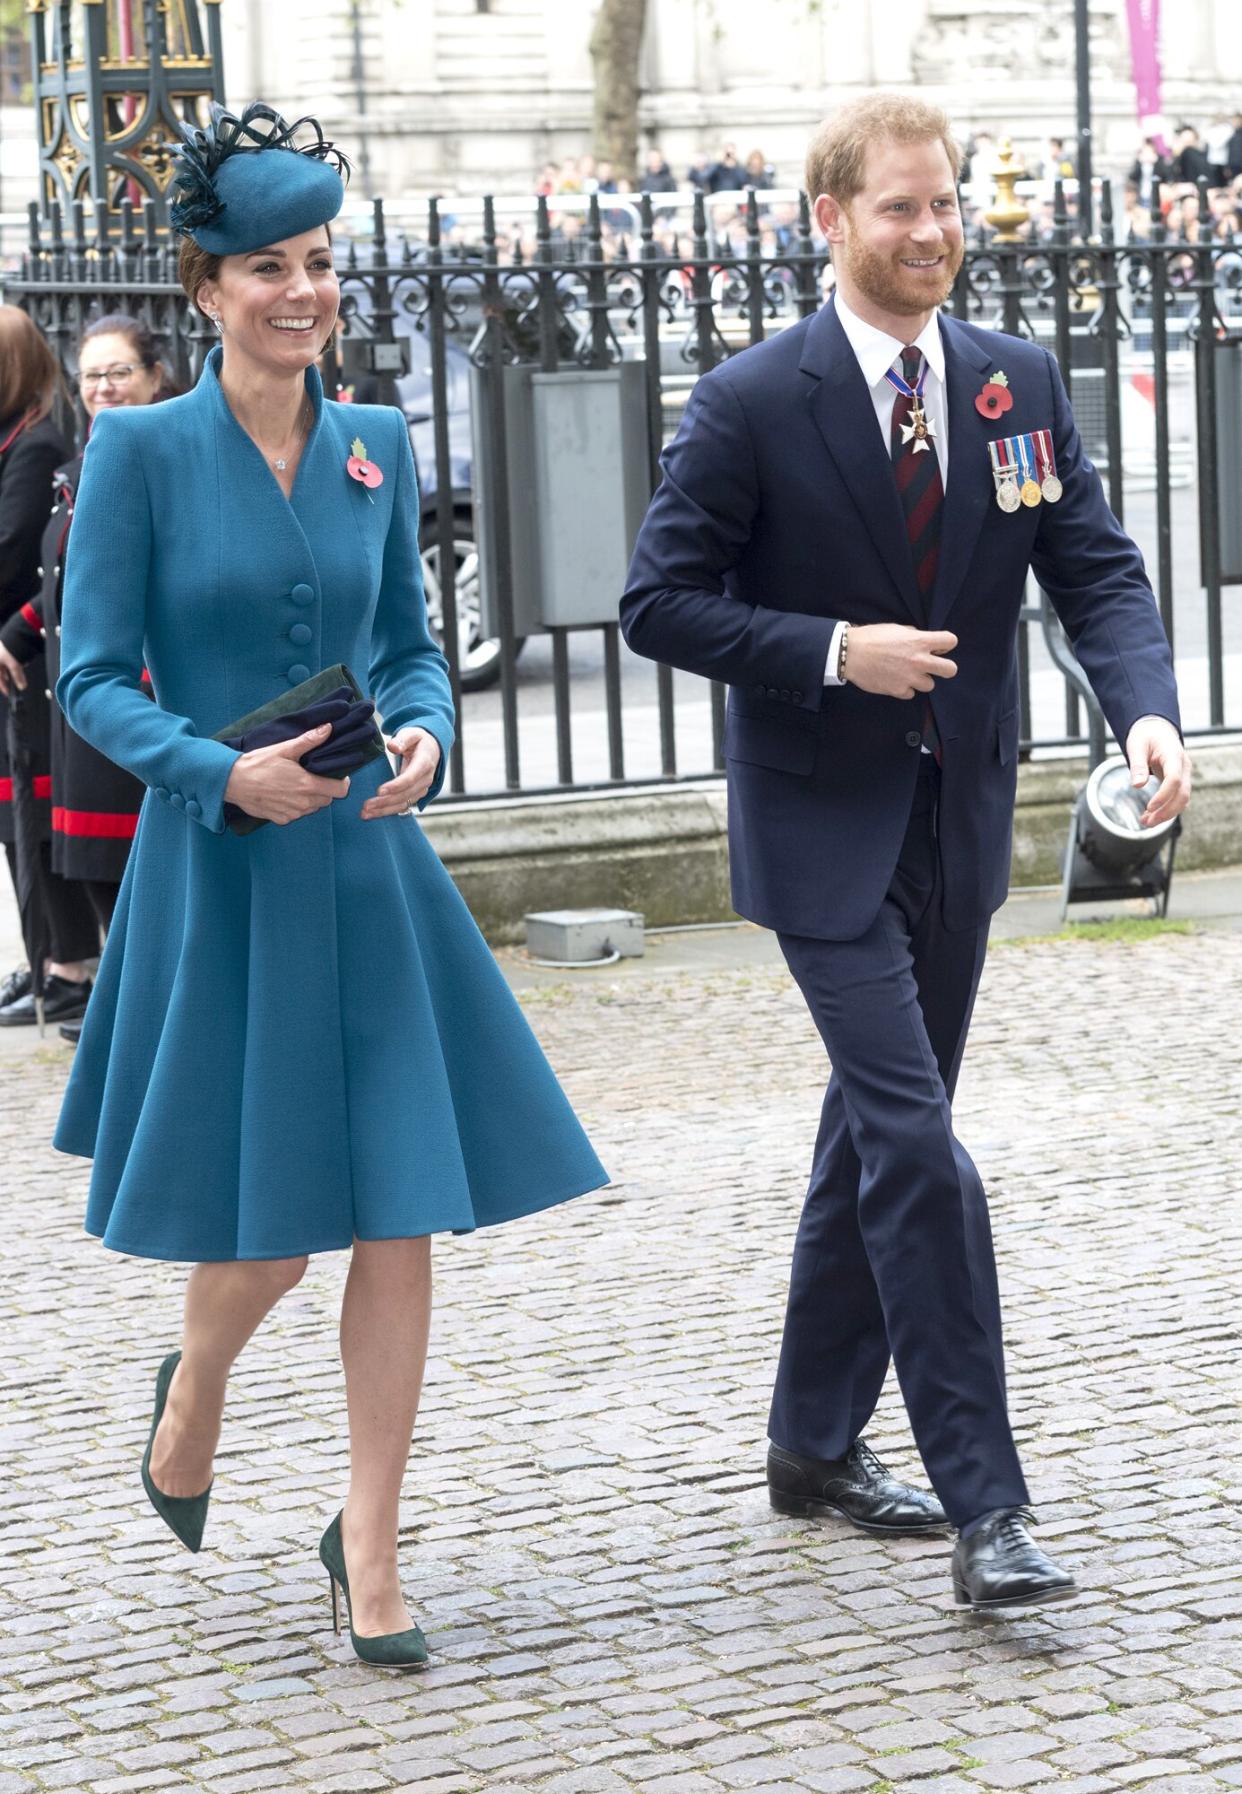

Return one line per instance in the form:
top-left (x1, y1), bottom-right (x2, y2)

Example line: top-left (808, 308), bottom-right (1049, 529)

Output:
top-left (338, 1236), bottom-right (432, 1636)
top-left (149, 1257), bottom-right (308, 1497)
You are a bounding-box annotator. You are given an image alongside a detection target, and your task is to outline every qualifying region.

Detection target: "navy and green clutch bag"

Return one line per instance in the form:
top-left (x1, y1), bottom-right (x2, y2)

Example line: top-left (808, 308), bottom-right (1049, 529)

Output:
top-left (213, 662), bottom-right (386, 835)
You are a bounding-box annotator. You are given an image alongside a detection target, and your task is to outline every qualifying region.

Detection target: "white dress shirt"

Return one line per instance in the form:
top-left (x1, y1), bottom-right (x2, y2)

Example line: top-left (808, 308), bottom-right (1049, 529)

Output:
top-left (823, 294), bottom-right (948, 685)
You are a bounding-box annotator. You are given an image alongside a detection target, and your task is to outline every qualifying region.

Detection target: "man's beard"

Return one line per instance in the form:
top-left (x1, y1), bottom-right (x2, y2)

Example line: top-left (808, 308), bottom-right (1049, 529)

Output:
top-left (841, 231), bottom-right (964, 316)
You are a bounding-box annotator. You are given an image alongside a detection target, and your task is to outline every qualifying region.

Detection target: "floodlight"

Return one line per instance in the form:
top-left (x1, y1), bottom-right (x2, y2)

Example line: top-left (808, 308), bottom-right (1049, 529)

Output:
top-left (1060, 753), bottom-right (1181, 919)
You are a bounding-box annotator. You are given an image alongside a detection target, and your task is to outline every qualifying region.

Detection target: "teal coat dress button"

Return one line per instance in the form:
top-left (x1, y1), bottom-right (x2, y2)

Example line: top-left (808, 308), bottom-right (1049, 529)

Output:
top-left (289, 622), bottom-right (312, 646)
top-left (287, 663), bottom-right (310, 685)
top-left (53, 346), bottom-right (607, 1263)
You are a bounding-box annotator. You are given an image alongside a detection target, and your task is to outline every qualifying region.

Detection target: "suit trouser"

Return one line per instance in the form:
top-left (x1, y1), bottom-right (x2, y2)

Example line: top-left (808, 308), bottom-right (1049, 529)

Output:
top-left (4, 841), bottom-right (103, 967)
top-left (769, 759), bottom-right (1029, 1527)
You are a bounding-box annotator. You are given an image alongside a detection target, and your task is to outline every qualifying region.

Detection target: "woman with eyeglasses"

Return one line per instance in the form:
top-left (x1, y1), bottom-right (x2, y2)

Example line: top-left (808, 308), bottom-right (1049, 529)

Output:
top-left (0, 314), bottom-right (165, 1034)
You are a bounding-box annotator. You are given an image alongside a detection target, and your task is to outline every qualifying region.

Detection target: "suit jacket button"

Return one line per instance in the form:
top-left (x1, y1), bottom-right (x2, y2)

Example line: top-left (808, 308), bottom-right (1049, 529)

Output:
top-left (766, 686), bottom-right (778, 698)
top-left (905, 730), bottom-right (922, 748)
top-left (45, 688), bottom-right (53, 699)
top-left (290, 582), bottom-right (314, 606)
top-left (287, 663), bottom-right (311, 685)
top-left (185, 799), bottom-right (202, 820)
top-left (170, 792), bottom-right (185, 809)
top-left (289, 622), bottom-right (312, 646)
top-left (155, 787), bottom-right (170, 800)
top-left (779, 688), bottom-right (791, 700)
top-left (792, 689), bottom-right (803, 702)
top-left (55, 625), bottom-right (61, 637)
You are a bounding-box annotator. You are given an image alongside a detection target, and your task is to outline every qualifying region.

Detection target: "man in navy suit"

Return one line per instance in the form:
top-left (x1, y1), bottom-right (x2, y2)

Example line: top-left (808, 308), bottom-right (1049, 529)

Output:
top-left (620, 93), bottom-right (1191, 1609)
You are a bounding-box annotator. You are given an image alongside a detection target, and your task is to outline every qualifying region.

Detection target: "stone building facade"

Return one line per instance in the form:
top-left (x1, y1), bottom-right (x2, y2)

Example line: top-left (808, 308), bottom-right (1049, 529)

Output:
top-left (212, 0), bottom-right (1242, 199)
top-left (3, 0), bottom-right (1241, 218)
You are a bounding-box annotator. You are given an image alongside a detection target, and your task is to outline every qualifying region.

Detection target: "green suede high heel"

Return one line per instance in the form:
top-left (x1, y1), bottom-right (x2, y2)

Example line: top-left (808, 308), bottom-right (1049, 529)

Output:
top-left (319, 1511), bottom-right (429, 1668)
top-left (140, 1351), bottom-right (212, 1553)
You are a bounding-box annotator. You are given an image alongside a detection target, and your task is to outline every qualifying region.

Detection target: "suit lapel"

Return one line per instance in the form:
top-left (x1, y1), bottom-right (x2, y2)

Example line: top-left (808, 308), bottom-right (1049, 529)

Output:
top-left (929, 318), bottom-right (996, 630)
top-left (800, 301), bottom-right (923, 626)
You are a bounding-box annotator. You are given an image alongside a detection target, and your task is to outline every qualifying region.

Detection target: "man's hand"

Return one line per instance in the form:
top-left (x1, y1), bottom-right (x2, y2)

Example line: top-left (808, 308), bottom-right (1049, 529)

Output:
top-left (0, 642), bottom-right (28, 698)
top-left (360, 727), bottom-right (442, 820)
top-left (1125, 715), bottom-right (1192, 828)
top-left (844, 624), bottom-right (958, 699)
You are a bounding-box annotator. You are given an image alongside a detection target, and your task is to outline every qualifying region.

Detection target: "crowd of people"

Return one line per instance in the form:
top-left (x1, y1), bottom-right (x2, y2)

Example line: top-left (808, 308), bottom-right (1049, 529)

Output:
top-left (535, 142), bottom-right (777, 203)
top-left (524, 117), bottom-right (1242, 257)
top-left (1119, 117), bottom-right (1242, 242)
top-left (967, 117), bottom-right (1242, 244)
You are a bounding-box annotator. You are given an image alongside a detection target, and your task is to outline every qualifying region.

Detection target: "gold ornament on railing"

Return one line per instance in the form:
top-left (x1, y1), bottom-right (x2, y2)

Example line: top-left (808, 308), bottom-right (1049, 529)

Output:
top-left (28, 0), bottom-right (226, 221)
top-left (985, 140), bottom-right (1032, 244)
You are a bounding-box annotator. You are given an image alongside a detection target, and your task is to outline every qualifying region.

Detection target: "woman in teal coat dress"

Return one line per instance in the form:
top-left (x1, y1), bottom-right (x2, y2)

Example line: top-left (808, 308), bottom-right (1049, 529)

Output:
top-left (54, 105), bottom-right (606, 1667)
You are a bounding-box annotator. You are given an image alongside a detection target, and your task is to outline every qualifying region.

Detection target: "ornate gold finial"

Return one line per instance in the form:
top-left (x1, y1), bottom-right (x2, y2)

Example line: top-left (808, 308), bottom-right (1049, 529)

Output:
top-left (985, 139), bottom-right (1032, 244)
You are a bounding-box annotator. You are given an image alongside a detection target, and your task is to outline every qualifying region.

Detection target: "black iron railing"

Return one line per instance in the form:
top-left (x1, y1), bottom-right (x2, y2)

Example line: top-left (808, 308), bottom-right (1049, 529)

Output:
top-left (6, 176), bottom-right (1241, 800)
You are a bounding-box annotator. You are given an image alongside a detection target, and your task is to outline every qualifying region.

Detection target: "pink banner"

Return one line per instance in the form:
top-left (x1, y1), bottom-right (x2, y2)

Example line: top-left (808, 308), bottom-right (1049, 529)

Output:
top-left (1125, 0), bottom-right (1164, 145)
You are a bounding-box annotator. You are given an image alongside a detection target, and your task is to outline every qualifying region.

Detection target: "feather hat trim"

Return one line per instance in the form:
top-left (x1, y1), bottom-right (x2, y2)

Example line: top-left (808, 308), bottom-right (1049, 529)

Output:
top-left (170, 101), bottom-right (350, 247)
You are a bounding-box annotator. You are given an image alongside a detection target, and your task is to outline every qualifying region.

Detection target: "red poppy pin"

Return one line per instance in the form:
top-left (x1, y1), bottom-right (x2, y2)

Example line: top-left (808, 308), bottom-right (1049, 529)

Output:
top-left (347, 436), bottom-right (384, 489)
top-left (975, 371), bottom-right (1014, 419)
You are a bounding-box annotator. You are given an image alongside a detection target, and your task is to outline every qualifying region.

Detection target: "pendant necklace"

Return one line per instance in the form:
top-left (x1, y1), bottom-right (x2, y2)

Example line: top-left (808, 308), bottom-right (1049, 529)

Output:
top-left (270, 397), bottom-right (311, 473)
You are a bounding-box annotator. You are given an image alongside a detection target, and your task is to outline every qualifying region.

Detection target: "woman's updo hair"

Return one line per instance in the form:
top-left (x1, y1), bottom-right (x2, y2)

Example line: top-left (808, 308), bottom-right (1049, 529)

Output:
top-left (177, 237), bottom-right (223, 322)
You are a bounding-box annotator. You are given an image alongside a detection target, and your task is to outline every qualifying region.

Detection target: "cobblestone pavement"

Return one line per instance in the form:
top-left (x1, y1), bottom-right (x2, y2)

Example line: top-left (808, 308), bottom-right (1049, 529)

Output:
top-left (3, 922), bottom-right (1240, 1794)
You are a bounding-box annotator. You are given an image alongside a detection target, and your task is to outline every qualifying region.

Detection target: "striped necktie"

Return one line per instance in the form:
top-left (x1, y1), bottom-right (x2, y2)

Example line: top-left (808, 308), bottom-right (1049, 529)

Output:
top-left (890, 345), bottom-right (943, 761)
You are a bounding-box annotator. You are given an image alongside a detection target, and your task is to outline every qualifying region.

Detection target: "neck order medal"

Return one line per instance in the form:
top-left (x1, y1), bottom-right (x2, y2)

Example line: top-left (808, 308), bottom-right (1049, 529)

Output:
top-left (885, 358), bottom-right (936, 455)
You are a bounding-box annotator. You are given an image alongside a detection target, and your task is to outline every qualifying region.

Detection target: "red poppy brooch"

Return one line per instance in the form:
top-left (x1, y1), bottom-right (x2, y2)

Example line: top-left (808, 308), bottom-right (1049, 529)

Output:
top-left (975, 371), bottom-right (1014, 419)
top-left (347, 436), bottom-right (384, 491)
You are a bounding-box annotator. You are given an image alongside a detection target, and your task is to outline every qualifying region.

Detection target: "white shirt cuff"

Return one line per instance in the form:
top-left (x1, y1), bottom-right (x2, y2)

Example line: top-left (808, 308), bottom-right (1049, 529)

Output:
top-left (823, 619), bottom-right (847, 687)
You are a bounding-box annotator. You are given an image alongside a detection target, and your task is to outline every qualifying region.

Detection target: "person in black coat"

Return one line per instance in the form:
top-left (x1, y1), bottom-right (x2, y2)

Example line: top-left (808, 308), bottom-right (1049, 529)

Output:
top-left (0, 305), bottom-right (104, 1024)
top-left (0, 313), bottom-right (163, 1030)
top-left (1228, 114), bottom-right (1242, 182)
top-left (1129, 136), bottom-right (1173, 209)
top-left (687, 152), bottom-right (713, 194)
top-left (708, 144), bottom-right (749, 192)
top-left (639, 148), bottom-right (677, 195)
top-left (1172, 125), bottom-right (1211, 187)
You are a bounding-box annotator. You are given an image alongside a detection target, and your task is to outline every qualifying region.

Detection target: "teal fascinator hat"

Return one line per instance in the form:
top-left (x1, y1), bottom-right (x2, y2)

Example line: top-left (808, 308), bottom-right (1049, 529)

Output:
top-left (169, 101), bottom-right (349, 255)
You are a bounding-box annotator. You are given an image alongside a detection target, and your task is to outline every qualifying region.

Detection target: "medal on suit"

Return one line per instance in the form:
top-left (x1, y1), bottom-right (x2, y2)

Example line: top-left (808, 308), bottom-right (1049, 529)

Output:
top-left (1034, 428), bottom-right (1062, 502)
top-left (884, 358), bottom-right (936, 454)
top-left (1015, 434), bottom-right (1042, 507)
top-left (988, 436), bottom-right (1022, 512)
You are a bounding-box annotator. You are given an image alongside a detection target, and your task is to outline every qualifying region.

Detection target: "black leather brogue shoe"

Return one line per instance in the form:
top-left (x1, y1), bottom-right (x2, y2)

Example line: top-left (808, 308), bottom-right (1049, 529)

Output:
top-left (952, 1508), bottom-right (1077, 1611)
top-left (0, 974), bottom-right (91, 1027)
top-left (0, 965), bottom-right (31, 1009)
top-left (767, 1439), bottom-right (949, 1535)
